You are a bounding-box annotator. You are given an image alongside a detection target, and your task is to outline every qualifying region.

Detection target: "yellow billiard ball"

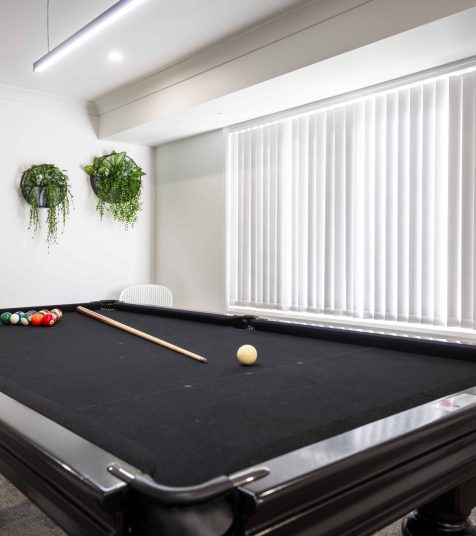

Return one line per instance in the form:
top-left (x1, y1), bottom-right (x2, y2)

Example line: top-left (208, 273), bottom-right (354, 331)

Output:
top-left (237, 344), bottom-right (258, 366)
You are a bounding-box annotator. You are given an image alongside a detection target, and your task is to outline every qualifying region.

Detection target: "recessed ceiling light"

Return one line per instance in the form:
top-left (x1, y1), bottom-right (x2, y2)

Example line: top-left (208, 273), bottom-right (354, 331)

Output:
top-left (108, 51), bottom-right (124, 62)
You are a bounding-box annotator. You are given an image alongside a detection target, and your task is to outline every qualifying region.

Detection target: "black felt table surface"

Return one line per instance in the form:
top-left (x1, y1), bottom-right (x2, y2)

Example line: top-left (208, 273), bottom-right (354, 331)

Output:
top-left (1, 308), bottom-right (476, 486)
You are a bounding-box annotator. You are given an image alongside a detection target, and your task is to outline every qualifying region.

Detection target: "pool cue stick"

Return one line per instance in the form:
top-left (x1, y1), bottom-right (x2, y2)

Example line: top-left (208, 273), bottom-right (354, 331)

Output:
top-left (76, 306), bottom-right (207, 364)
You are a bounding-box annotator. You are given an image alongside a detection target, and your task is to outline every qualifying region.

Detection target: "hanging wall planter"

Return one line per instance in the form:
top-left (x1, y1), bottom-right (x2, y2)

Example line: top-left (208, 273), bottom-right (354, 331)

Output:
top-left (84, 151), bottom-right (145, 229)
top-left (21, 164), bottom-right (73, 246)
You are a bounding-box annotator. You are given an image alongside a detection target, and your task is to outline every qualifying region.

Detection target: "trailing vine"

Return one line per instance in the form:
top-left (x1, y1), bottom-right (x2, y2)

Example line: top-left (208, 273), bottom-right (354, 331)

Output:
top-left (21, 164), bottom-right (73, 246)
top-left (84, 151), bottom-right (145, 228)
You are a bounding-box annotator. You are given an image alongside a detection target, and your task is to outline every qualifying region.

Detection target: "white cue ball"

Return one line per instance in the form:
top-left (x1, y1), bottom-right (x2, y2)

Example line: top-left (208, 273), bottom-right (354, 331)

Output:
top-left (237, 344), bottom-right (258, 366)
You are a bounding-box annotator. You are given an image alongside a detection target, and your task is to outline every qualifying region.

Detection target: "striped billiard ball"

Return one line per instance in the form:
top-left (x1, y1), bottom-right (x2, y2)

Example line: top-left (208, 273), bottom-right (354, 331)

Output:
top-left (50, 308), bottom-right (62, 321)
top-left (20, 313), bottom-right (32, 326)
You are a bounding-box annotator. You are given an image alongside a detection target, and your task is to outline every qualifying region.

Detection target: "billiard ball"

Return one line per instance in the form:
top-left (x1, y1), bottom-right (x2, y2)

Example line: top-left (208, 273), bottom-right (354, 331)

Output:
top-left (9, 313), bottom-right (21, 325)
top-left (50, 308), bottom-right (62, 321)
top-left (30, 314), bottom-right (44, 326)
top-left (237, 344), bottom-right (258, 366)
top-left (39, 309), bottom-right (49, 316)
top-left (0, 312), bottom-right (11, 325)
top-left (42, 313), bottom-right (56, 327)
top-left (20, 313), bottom-right (32, 326)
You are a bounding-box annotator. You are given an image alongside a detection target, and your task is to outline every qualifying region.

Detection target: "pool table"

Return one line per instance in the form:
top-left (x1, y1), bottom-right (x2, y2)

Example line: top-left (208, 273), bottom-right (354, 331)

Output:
top-left (1, 300), bottom-right (476, 536)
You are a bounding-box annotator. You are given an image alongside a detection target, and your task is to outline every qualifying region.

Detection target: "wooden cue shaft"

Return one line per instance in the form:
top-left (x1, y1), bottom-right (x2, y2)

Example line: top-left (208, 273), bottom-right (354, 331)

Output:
top-left (76, 306), bottom-right (207, 364)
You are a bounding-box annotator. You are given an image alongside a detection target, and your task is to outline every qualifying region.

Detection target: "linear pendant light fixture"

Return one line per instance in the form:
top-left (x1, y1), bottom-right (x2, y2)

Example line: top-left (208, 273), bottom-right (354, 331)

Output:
top-left (33, 0), bottom-right (147, 72)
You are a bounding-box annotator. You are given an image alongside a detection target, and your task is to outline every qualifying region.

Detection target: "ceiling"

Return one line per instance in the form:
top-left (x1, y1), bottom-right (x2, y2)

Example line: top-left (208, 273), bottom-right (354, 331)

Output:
top-left (107, 7), bottom-right (476, 146)
top-left (0, 0), bottom-right (309, 101)
top-left (2, 0), bottom-right (475, 147)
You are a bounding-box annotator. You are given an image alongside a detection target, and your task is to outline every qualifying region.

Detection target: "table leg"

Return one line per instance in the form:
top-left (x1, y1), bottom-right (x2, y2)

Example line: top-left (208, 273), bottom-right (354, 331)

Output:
top-left (402, 479), bottom-right (476, 536)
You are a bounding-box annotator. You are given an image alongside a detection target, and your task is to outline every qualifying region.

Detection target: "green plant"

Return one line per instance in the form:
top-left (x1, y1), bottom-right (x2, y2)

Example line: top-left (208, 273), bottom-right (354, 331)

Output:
top-left (21, 164), bottom-right (73, 246)
top-left (84, 151), bottom-right (145, 228)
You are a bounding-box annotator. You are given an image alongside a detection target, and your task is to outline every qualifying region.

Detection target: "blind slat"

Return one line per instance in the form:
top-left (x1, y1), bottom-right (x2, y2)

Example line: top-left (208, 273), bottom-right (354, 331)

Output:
top-left (227, 67), bottom-right (476, 331)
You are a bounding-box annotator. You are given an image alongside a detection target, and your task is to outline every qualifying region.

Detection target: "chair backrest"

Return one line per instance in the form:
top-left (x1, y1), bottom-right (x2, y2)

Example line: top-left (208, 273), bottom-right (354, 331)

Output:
top-left (119, 285), bottom-right (173, 307)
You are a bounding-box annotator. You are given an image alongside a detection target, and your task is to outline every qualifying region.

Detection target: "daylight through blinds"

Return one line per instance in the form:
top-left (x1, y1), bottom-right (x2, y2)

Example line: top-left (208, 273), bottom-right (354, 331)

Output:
top-left (227, 68), bottom-right (476, 329)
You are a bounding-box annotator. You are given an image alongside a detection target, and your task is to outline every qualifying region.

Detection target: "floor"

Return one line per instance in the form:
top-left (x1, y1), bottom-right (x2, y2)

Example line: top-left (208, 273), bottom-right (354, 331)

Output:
top-left (0, 472), bottom-right (434, 536)
top-left (0, 474), bottom-right (65, 536)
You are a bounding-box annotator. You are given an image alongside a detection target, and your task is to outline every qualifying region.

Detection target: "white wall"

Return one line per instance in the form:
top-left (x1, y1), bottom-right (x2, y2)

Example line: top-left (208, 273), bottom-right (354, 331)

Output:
top-left (0, 88), bottom-right (154, 308)
top-left (155, 130), bottom-right (225, 313)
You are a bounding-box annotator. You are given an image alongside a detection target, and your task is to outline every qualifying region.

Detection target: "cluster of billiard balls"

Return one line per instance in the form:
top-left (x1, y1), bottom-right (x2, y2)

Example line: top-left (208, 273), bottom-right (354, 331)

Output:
top-left (0, 308), bottom-right (63, 327)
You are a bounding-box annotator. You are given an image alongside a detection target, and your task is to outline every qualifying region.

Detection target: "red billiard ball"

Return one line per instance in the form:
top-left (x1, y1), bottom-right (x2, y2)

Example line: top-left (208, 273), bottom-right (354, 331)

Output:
top-left (42, 313), bottom-right (56, 327)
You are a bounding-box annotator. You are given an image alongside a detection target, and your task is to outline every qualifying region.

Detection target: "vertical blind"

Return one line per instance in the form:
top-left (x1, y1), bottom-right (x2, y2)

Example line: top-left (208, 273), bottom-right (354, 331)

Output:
top-left (227, 68), bottom-right (476, 329)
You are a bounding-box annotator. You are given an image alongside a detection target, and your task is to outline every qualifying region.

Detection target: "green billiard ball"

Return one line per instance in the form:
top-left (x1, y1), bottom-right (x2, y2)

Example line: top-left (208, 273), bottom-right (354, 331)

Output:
top-left (0, 312), bottom-right (11, 325)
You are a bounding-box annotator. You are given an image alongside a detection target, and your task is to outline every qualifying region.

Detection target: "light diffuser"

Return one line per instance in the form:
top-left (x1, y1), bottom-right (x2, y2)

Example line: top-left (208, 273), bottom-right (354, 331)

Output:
top-left (34, 0), bottom-right (147, 72)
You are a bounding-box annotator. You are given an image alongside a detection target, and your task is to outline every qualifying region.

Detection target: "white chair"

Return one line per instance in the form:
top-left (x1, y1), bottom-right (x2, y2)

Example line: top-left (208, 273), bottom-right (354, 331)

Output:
top-left (119, 284), bottom-right (173, 307)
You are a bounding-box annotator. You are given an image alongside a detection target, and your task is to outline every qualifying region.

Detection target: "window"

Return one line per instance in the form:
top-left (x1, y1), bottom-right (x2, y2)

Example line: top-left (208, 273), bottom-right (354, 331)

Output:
top-left (227, 64), bottom-right (476, 334)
